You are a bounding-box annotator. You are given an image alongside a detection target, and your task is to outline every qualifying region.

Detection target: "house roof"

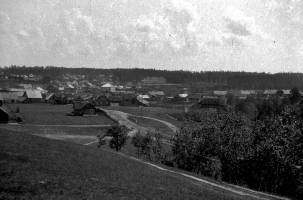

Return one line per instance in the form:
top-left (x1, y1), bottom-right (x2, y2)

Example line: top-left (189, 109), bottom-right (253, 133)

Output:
top-left (136, 97), bottom-right (150, 106)
top-left (9, 93), bottom-right (18, 100)
top-left (25, 90), bottom-right (42, 99)
top-left (179, 94), bottom-right (188, 98)
top-left (101, 83), bottom-right (114, 88)
top-left (0, 92), bottom-right (9, 101)
top-left (138, 94), bottom-right (150, 99)
top-left (148, 91), bottom-right (165, 96)
top-left (264, 90), bottom-right (278, 95)
top-left (240, 90), bottom-right (255, 95)
top-left (67, 84), bottom-right (75, 89)
top-left (9, 88), bottom-right (26, 92)
top-left (12, 91), bottom-right (25, 97)
top-left (214, 91), bottom-right (227, 96)
top-left (282, 90), bottom-right (291, 95)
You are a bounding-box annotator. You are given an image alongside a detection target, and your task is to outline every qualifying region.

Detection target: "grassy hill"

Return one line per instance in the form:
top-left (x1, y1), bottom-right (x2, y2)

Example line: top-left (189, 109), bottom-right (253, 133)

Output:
top-left (0, 129), bottom-right (260, 200)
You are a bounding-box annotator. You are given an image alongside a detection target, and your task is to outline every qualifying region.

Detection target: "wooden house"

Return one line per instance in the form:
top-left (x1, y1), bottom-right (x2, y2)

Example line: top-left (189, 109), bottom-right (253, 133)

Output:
top-left (121, 94), bottom-right (135, 106)
top-left (22, 90), bottom-right (42, 103)
top-left (108, 96), bottom-right (122, 107)
top-left (94, 95), bottom-right (110, 106)
top-left (73, 102), bottom-right (97, 116)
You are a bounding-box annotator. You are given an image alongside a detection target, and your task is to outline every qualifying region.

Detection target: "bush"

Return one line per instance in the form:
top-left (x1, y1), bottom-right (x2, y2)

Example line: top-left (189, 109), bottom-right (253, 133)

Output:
top-left (107, 125), bottom-right (129, 151)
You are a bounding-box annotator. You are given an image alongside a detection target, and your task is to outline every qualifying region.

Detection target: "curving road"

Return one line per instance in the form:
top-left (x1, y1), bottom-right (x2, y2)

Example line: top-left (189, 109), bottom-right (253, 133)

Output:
top-left (101, 108), bottom-right (178, 137)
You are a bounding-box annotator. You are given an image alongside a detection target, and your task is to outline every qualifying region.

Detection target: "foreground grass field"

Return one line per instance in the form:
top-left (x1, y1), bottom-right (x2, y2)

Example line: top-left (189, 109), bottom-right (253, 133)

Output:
top-left (5, 104), bottom-right (115, 125)
top-left (0, 129), bottom-right (259, 200)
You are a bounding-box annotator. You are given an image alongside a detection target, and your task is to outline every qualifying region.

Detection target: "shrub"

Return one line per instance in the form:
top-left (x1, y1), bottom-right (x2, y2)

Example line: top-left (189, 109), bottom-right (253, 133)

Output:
top-left (107, 125), bottom-right (129, 151)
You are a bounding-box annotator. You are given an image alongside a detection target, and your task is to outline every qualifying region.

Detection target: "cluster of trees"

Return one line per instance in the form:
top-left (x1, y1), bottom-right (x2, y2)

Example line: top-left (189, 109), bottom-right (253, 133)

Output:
top-left (1, 65), bottom-right (303, 90)
top-left (99, 112), bottom-right (303, 198)
top-left (234, 87), bottom-right (303, 120)
top-left (171, 111), bottom-right (303, 199)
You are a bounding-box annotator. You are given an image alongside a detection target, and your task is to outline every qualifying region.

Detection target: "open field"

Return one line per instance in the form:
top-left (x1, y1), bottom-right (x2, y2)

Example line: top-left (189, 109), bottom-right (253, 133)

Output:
top-left (105, 106), bottom-right (184, 128)
top-left (4, 103), bottom-right (115, 125)
top-left (0, 129), bottom-right (269, 200)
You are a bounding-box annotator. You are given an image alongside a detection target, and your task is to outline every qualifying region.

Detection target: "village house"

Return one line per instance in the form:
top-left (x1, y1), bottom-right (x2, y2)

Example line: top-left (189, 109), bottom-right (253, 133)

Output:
top-left (101, 83), bottom-right (116, 92)
top-left (94, 95), bottom-right (110, 106)
top-left (121, 94), bottom-right (135, 106)
top-left (44, 93), bottom-right (67, 104)
top-left (263, 90), bottom-right (278, 98)
top-left (73, 101), bottom-right (97, 116)
top-left (108, 96), bottom-right (122, 107)
top-left (214, 91), bottom-right (228, 97)
top-left (21, 90), bottom-right (42, 103)
top-left (148, 91), bottom-right (165, 100)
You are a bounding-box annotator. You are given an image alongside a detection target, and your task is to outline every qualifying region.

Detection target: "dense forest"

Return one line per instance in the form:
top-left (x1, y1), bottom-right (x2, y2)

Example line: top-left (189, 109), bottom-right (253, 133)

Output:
top-left (1, 65), bottom-right (303, 90)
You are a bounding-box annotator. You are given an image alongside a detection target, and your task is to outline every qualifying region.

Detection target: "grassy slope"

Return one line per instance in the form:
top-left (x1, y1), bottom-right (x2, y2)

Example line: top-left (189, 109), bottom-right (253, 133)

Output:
top-left (0, 129), bottom-right (252, 200)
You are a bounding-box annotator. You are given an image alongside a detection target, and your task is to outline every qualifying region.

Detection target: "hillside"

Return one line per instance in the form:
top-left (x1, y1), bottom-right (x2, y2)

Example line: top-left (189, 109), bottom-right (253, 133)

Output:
top-left (0, 129), bottom-right (284, 200)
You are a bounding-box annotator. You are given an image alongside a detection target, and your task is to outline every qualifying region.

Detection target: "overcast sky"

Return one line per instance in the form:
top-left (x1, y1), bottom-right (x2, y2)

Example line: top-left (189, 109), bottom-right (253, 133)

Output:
top-left (0, 0), bottom-right (303, 73)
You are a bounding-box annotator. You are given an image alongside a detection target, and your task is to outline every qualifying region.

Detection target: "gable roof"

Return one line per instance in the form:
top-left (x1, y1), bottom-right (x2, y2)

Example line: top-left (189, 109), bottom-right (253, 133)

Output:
top-left (214, 91), bottom-right (227, 96)
top-left (138, 94), bottom-right (150, 99)
top-left (136, 97), bottom-right (150, 106)
top-left (178, 94), bottom-right (188, 98)
top-left (148, 91), bottom-right (165, 96)
top-left (101, 83), bottom-right (114, 88)
top-left (24, 90), bottom-right (42, 99)
top-left (264, 90), bottom-right (278, 95)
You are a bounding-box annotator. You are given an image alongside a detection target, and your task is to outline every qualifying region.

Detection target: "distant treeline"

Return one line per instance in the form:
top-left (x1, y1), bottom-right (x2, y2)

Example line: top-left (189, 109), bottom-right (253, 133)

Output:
top-left (1, 65), bottom-right (303, 90)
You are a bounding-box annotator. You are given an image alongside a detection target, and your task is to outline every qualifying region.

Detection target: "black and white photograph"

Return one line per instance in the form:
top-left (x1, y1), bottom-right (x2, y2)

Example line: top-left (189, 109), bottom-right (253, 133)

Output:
top-left (0, 0), bottom-right (302, 199)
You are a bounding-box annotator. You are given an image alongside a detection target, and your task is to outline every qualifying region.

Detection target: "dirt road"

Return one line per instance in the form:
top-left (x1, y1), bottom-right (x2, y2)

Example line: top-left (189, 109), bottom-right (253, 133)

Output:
top-left (101, 108), bottom-right (178, 137)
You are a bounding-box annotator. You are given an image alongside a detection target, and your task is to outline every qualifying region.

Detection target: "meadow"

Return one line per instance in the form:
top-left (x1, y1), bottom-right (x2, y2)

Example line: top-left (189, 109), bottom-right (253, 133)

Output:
top-left (0, 128), bottom-right (257, 200)
top-left (5, 103), bottom-right (115, 125)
